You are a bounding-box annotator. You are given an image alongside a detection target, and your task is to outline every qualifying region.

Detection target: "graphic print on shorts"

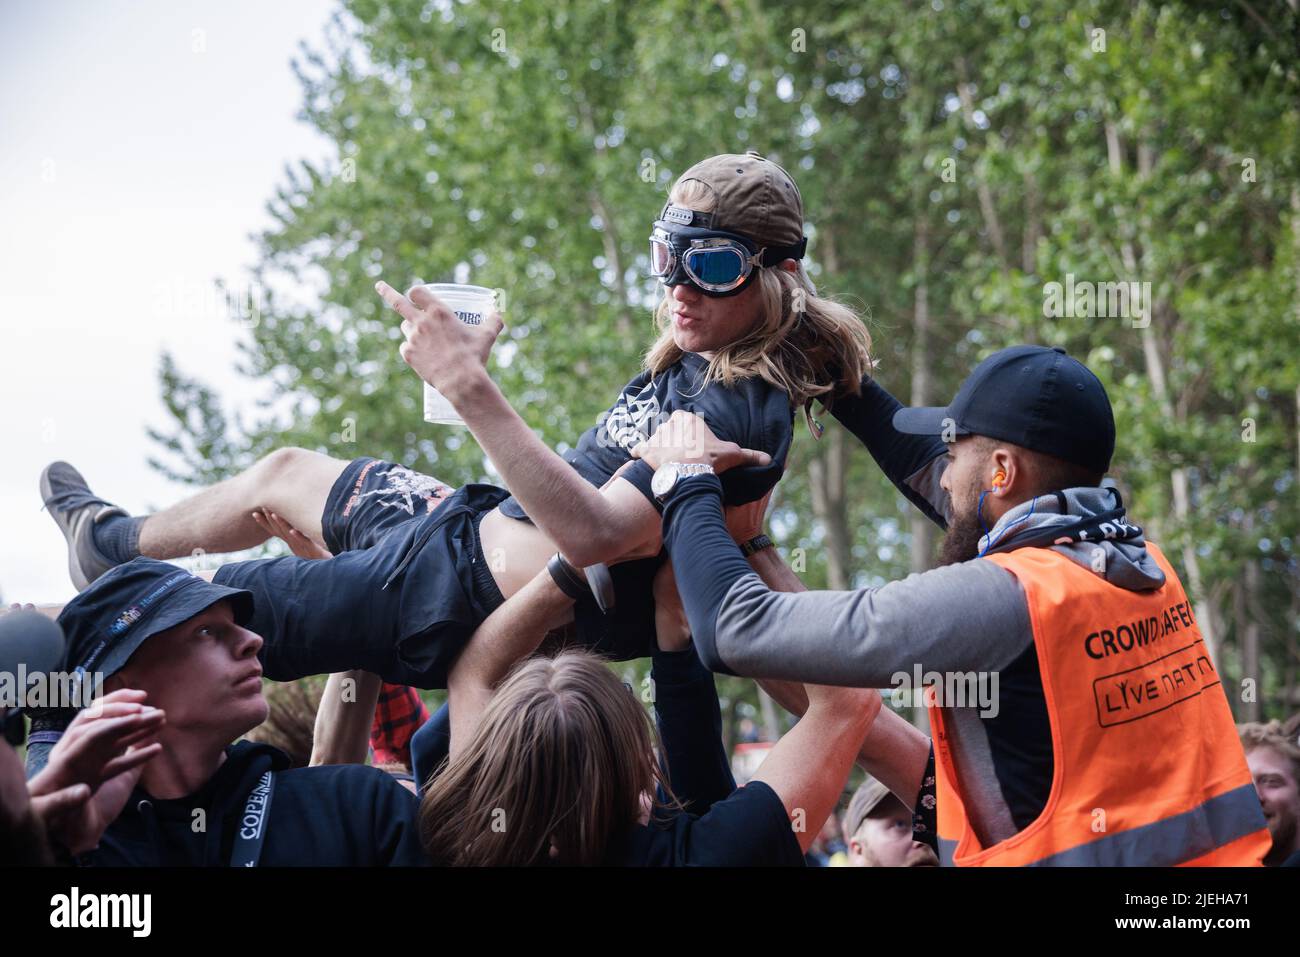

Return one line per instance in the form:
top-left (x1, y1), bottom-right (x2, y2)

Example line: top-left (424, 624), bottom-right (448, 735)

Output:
top-left (342, 461), bottom-right (452, 519)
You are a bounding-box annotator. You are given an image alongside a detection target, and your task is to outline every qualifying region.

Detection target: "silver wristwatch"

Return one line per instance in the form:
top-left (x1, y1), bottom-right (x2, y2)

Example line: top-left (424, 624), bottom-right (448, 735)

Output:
top-left (651, 461), bottom-right (715, 502)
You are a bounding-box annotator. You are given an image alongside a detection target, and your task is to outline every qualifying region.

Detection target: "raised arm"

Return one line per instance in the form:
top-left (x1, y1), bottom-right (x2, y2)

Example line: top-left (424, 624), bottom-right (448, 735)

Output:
top-left (634, 410), bottom-right (1028, 684)
top-left (421, 365), bottom-right (660, 567)
top-left (827, 375), bottom-right (950, 529)
top-left (446, 568), bottom-right (576, 757)
top-left (649, 495), bottom-right (912, 861)
top-left (707, 492), bottom-right (932, 811)
top-left (662, 472), bottom-right (1029, 686)
top-left (378, 283), bottom-right (669, 566)
top-left (377, 282), bottom-right (771, 567)
top-left (742, 552), bottom-right (931, 811)
top-left (648, 561), bottom-right (735, 815)
top-left (310, 670), bottom-right (382, 767)
top-left (749, 682), bottom-right (880, 854)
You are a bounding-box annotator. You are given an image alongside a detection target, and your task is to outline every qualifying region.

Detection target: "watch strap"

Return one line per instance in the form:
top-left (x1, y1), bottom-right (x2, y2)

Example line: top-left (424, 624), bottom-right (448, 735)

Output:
top-left (674, 462), bottom-right (714, 477)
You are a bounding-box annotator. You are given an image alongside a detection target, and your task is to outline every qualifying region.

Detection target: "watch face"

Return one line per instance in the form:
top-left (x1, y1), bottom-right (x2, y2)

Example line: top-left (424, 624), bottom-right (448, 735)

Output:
top-left (651, 464), bottom-right (676, 498)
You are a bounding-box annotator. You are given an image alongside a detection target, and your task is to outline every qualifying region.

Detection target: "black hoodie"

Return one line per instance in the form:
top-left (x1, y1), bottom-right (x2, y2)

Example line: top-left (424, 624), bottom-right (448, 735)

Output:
top-left (85, 741), bottom-right (428, 866)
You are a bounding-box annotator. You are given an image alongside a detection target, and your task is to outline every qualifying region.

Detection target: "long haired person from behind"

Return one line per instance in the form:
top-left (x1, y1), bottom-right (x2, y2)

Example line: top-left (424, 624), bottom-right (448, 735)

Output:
top-left (422, 660), bottom-right (879, 866)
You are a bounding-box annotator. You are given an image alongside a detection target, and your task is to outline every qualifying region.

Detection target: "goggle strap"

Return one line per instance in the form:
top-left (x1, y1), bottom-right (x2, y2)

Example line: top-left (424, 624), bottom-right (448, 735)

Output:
top-left (659, 203), bottom-right (715, 230)
top-left (760, 236), bottom-right (807, 266)
top-left (654, 220), bottom-right (807, 264)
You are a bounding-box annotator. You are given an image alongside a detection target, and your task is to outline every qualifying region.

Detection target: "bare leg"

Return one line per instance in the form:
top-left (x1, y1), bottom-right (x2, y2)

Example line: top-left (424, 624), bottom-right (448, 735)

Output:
top-left (137, 448), bottom-right (350, 559)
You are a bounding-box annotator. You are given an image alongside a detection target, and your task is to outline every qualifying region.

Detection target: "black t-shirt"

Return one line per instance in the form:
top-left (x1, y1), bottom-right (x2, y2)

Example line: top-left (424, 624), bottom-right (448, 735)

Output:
top-left (88, 741), bottom-right (427, 866)
top-left (499, 353), bottom-right (795, 660)
top-left (608, 781), bottom-right (804, 867)
top-left (608, 648), bottom-right (803, 867)
top-left (499, 352), bottom-right (794, 519)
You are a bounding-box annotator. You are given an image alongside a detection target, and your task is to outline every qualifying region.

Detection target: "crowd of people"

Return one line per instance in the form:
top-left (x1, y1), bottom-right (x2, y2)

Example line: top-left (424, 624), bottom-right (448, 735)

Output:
top-left (2, 152), bottom-right (1292, 867)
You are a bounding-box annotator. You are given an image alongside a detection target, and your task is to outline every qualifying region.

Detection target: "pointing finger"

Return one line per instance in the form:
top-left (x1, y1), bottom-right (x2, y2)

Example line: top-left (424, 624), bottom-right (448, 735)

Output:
top-left (374, 281), bottom-right (422, 324)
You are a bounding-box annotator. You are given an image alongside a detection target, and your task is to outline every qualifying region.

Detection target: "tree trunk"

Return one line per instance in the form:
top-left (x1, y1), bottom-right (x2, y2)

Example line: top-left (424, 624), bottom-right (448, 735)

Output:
top-left (1022, 168), bottom-right (1041, 273)
top-left (1238, 559), bottom-right (1261, 722)
top-left (574, 95), bottom-right (633, 336)
top-left (1290, 187), bottom-right (1300, 711)
top-left (910, 209), bottom-right (934, 577)
top-left (908, 199), bottom-right (934, 735)
top-left (1288, 588), bottom-right (1299, 714)
top-left (807, 226), bottom-right (852, 590)
top-left (1105, 120), bottom-right (1221, 662)
top-left (808, 427), bottom-right (851, 589)
top-left (955, 58), bottom-right (1010, 272)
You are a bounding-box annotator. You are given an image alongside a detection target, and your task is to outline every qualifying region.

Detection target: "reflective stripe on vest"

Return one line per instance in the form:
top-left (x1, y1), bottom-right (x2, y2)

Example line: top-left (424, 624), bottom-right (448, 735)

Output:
top-left (929, 542), bottom-right (1269, 867)
top-left (1028, 783), bottom-right (1264, 867)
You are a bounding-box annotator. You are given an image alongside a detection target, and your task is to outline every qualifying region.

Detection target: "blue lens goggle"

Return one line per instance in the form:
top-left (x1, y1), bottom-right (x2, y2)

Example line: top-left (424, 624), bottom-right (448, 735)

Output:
top-left (649, 205), bottom-right (807, 297)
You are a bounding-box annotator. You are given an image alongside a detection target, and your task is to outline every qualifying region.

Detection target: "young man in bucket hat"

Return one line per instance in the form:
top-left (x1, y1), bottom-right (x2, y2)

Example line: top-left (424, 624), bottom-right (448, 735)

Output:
top-left (46, 558), bottom-right (427, 866)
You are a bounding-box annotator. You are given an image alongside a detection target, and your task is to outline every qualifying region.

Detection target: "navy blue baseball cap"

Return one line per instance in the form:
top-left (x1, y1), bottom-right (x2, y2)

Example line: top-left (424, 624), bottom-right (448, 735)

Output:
top-left (56, 558), bottom-right (255, 680)
top-left (893, 345), bottom-right (1115, 475)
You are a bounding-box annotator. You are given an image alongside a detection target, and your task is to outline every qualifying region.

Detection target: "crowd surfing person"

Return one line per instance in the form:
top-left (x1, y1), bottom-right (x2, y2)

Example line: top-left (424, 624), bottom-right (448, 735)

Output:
top-left (37, 152), bottom-right (870, 696)
top-left (637, 346), bottom-right (1271, 867)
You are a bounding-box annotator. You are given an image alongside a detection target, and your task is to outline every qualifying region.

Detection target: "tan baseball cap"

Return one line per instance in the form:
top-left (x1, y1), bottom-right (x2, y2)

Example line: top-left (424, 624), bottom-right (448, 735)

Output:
top-left (666, 150), bottom-right (806, 250)
top-left (843, 776), bottom-right (897, 842)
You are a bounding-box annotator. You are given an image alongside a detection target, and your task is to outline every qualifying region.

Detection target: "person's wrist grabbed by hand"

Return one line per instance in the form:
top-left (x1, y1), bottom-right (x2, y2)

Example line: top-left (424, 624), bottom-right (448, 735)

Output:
top-left (631, 410), bottom-right (771, 473)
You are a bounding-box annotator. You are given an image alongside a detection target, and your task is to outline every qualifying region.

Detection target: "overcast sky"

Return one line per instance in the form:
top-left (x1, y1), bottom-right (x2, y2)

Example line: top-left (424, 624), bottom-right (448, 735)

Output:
top-left (0, 0), bottom-right (336, 603)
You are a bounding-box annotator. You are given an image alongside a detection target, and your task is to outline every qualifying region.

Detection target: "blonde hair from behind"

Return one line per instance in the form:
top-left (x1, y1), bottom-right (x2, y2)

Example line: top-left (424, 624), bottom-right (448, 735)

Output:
top-left (419, 650), bottom-right (677, 866)
top-left (644, 176), bottom-right (873, 435)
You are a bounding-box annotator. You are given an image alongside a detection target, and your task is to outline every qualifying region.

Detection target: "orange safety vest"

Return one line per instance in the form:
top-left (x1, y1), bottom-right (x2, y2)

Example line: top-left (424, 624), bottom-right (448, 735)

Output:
top-left (929, 542), bottom-right (1269, 866)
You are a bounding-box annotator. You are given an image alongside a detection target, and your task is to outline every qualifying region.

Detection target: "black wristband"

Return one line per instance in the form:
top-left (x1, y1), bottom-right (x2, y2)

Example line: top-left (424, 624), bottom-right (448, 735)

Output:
top-left (740, 534), bottom-right (774, 557)
top-left (546, 553), bottom-right (590, 602)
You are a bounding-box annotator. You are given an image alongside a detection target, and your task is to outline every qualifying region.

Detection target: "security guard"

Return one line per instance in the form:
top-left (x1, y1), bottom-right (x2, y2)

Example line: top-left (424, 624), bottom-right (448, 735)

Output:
top-left (642, 344), bottom-right (1270, 866)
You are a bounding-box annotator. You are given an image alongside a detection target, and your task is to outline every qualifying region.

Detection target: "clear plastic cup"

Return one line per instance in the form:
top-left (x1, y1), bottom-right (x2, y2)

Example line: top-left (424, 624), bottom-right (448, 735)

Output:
top-left (418, 283), bottom-right (498, 426)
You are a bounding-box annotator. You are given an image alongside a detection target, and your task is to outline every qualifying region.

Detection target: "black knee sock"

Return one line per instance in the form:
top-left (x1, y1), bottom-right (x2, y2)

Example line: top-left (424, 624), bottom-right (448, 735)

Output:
top-left (92, 513), bottom-right (146, 564)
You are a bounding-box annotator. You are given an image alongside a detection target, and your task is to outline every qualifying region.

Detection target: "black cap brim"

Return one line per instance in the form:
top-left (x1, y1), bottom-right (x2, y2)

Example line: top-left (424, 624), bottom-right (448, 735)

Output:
top-left (892, 405), bottom-right (965, 437)
top-left (90, 579), bottom-right (255, 680)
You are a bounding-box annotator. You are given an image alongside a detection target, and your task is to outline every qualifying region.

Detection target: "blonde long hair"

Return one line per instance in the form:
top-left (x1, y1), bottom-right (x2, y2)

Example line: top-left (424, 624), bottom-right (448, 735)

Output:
top-left (644, 177), bottom-right (873, 434)
top-left (419, 651), bottom-right (677, 866)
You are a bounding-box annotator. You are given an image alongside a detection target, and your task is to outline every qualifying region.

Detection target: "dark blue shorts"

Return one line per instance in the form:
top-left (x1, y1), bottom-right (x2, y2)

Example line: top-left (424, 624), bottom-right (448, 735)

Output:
top-left (214, 457), bottom-right (509, 689)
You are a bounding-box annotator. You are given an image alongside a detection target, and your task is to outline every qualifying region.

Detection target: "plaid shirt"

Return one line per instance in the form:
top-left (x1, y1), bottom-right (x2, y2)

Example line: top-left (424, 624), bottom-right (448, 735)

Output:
top-left (369, 683), bottom-right (430, 770)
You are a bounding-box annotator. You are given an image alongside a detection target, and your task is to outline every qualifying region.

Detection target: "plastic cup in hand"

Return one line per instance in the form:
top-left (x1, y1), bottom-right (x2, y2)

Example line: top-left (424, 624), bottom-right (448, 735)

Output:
top-left (418, 283), bottom-right (498, 426)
